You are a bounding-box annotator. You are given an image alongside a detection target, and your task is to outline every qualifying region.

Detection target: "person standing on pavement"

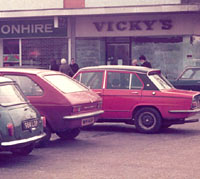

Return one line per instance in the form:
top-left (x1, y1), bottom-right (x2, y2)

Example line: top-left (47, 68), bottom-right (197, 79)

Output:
top-left (59, 58), bottom-right (74, 77)
top-left (70, 58), bottom-right (79, 74)
top-left (139, 55), bottom-right (152, 68)
top-left (131, 59), bottom-right (139, 66)
top-left (50, 59), bottom-right (59, 71)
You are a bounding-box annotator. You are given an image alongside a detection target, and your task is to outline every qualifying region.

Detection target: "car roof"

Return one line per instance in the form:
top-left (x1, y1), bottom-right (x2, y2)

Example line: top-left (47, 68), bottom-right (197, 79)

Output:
top-left (0, 67), bottom-right (61, 75)
top-left (78, 65), bottom-right (160, 73)
top-left (0, 76), bottom-right (13, 83)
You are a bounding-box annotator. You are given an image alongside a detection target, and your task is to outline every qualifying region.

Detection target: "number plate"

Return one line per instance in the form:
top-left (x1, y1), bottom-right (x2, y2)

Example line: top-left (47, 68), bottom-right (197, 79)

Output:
top-left (81, 117), bottom-right (94, 126)
top-left (22, 119), bottom-right (39, 130)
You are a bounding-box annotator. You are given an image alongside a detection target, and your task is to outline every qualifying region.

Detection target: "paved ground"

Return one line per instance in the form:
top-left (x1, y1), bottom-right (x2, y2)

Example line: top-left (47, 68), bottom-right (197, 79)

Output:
top-left (1, 122), bottom-right (200, 179)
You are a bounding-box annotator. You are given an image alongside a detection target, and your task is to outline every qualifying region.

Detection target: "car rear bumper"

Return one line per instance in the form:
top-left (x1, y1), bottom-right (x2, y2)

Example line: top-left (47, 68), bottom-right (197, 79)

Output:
top-left (63, 110), bottom-right (104, 120)
top-left (1, 133), bottom-right (46, 147)
top-left (169, 108), bottom-right (200, 113)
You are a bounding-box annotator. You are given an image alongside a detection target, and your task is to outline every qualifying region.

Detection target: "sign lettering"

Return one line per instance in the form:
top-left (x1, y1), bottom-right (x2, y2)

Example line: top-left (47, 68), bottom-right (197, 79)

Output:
top-left (93, 19), bottom-right (172, 32)
top-left (0, 18), bottom-right (67, 38)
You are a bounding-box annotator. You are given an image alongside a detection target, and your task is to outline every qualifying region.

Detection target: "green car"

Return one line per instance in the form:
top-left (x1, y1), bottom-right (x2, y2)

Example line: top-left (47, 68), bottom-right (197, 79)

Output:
top-left (0, 77), bottom-right (45, 155)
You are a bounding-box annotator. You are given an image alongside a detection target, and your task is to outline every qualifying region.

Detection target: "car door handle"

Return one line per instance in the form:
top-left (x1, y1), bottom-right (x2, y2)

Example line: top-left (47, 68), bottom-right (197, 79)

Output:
top-left (96, 92), bottom-right (102, 95)
top-left (131, 92), bottom-right (139, 94)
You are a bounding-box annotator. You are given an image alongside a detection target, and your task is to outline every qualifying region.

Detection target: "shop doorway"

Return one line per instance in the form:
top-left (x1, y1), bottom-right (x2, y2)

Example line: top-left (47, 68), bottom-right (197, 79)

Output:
top-left (107, 43), bottom-right (130, 65)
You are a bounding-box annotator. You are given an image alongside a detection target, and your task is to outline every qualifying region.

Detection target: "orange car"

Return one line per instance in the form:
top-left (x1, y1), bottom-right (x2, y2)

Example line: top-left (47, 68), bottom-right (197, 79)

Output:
top-left (0, 68), bottom-right (103, 144)
top-left (74, 65), bottom-right (200, 133)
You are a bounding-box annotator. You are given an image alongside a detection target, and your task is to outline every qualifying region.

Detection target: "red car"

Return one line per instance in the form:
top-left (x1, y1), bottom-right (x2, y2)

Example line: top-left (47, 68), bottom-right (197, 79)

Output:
top-left (73, 65), bottom-right (200, 133)
top-left (0, 68), bottom-right (103, 144)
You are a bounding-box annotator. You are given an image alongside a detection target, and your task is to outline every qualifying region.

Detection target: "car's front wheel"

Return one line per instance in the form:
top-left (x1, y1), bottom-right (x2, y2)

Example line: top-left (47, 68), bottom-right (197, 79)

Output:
top-left (134, 107), bottom-right (162, 133)
top-left (56, 128), bottom-right (80, 140)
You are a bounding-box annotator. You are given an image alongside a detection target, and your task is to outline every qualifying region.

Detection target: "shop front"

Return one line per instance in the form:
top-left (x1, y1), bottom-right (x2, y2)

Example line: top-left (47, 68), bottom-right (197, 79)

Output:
top-left (75, 13), bottom-right (200, 79)
top-left (0, 17), bottom-right (68, 69)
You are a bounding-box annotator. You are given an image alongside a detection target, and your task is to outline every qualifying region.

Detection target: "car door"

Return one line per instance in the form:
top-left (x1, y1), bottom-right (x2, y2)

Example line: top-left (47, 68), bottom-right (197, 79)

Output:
top-left (102, 70), bottom-right (143, 120)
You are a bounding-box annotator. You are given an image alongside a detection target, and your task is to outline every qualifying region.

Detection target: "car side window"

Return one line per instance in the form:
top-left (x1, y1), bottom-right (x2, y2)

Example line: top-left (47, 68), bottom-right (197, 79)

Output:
top-left (4, 75), bottom-right (43, 96)
top-left (131, 74), bottom-right (143, 89)
top-left (79, 72), bottom-right (103, 89)
top-left (107, 72), bottom-right (130, 89)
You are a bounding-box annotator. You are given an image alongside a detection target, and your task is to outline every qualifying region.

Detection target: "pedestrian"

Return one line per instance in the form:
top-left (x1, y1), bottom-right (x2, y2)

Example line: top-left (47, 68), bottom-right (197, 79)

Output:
top-left (59, 58), bottom-right (74, 77)
top-left (50, 59), bottom-right (59, 71)
top-left (139, 55), bottom-right (152, 68)
top-left (131, 59), bottom-right (138, 66)
top-left (70, 58), bottom-right (79, 74)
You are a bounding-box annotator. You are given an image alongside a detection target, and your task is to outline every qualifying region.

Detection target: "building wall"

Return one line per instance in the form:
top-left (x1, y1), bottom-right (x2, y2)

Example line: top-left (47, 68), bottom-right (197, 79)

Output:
top-left (85, 0), bottom-right (181, 8)
top-left (0, 0), bottom-right (63, 10)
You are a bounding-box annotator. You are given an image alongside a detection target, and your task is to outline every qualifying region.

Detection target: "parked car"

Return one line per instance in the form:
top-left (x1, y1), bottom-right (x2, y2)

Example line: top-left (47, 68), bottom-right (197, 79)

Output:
top-left (73, 65), bottom-right (200, 133)
top-left (170, 67), bottom-right (200, 91)
top-left (0, 77), bottom-right (45, 155)
top-left (0, 68), bottom-right (103, 144)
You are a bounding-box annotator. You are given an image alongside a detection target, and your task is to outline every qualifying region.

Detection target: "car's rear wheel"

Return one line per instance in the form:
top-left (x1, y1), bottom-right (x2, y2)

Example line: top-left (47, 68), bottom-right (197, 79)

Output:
top-left (56, 128), bottom-right (80, 140)
top-left (134, 107), bottom-right (162, 133)
top-left (12, 143), bottom-right (35, 156)
top-left (36, 125), bottom-right (51, 147)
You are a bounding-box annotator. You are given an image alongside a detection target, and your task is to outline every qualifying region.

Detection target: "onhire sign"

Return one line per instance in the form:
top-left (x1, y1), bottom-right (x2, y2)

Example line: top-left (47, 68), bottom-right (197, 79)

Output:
top-left (0, 18), bottom-right (67, 38)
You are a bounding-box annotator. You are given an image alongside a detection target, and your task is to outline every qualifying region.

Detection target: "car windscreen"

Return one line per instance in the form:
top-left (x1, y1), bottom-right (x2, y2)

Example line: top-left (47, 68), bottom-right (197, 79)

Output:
top-left (149, 73), bottom-right (173, 90)
top-left (44, 74), bottom-right (88, 93)
top-left (0, 84), bottom-right (26, 106)
top-left (179, 68), bottom-right (200, 80)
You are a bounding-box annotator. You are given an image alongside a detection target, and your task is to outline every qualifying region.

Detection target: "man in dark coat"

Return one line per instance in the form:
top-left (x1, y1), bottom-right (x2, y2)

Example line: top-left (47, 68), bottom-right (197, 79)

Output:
top-left (139, 55), bottom-right (152, 68)
top-left (59, 58), bottom-right (74, 77)
top-left (50, 59), bottom-right (59, 71)
top-left (70, 58), bottom-right (79, 74)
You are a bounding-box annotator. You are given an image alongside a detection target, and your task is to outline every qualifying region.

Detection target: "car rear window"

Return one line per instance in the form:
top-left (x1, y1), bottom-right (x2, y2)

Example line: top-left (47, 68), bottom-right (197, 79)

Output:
top-left (44, 74), bottom-right (88, 93)
top-left (0, 84), bottom-right (26, 106)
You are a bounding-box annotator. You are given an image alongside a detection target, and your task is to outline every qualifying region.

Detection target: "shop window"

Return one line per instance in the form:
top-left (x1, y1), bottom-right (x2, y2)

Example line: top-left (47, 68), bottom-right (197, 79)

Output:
top-left (76, 38), bottom-right (105, 68)
top-left (22, 38), bottom-right (68, 69)
top-left (131, 36), bottom-right (183, 79)
top-left (3, 39), bottom-right (19, 67)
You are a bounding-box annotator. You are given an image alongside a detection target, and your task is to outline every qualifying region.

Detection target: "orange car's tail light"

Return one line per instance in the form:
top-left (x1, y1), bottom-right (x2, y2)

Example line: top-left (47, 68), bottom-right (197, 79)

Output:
top-left (41, 116), bottom-right (46, 127)
top-left (7, 123), bottom-right (14, 136)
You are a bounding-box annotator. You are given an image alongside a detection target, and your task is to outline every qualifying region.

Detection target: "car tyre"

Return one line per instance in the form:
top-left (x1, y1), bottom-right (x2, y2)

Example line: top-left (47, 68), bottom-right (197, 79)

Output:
top-left (36, 125), bottom-right (51, 147)
top-left (56, 128), bottom-right (80, 140)
top-left (12, 143), bottom-right (35, 156)
top-left (134, 107), bottom-right (162, 133)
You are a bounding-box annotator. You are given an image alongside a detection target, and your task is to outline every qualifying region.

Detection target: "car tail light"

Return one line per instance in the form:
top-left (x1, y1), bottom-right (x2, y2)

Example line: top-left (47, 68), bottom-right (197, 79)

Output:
top-left (191, 100), bottom-right (197, 109)
top-left (73, 106), bottom-right (81, 113)
top-left (7, 123), bottom-right (14, 136)
top-left (191, 95), bottom-right (200, 109)
top-left (41, 116), bottom-right (46, 127)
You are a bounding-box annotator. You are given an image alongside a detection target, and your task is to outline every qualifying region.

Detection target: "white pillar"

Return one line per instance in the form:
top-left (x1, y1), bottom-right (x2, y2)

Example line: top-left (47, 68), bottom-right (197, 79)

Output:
top-left (67, 17), bottom-right (76, 64)
top-left (0, 39), bottom-right (3, 67)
